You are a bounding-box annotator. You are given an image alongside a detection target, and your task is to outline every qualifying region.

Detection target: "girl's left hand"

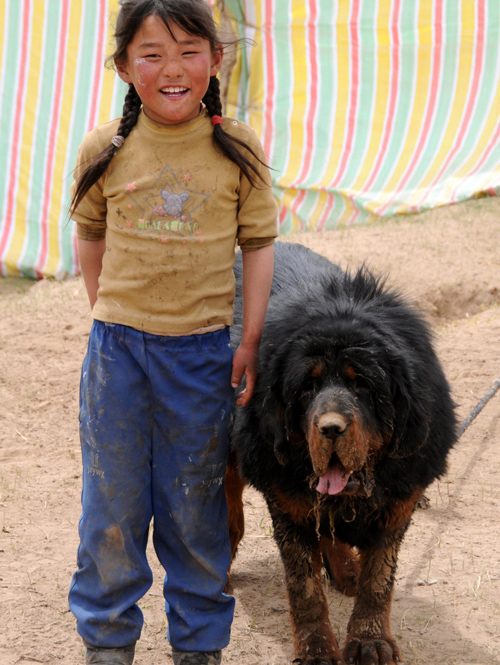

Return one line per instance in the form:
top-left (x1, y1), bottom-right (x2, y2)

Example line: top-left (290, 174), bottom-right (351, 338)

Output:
top-left (231, 342), bottom-right (260, 406)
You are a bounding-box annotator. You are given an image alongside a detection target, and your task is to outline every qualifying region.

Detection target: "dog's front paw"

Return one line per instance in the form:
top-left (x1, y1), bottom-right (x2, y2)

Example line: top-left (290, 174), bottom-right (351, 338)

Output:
top-left (343, 637), bottom-right (401, 664)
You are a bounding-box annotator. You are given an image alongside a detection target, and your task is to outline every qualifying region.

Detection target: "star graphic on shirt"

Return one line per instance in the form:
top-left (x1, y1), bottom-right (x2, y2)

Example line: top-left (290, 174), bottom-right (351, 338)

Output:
top-left (183, 173), bottom-right (192, 182)
top-left (126, 164), bottom-right (208, 226)
top-left (126, 182), bottom-right (137, 192)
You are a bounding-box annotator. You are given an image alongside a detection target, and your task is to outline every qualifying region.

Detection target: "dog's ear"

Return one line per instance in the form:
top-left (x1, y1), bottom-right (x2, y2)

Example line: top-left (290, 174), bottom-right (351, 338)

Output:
top-left (260, 384), bottom-right (290, 466)
top-left (389, 362), bottom-right (430, 459)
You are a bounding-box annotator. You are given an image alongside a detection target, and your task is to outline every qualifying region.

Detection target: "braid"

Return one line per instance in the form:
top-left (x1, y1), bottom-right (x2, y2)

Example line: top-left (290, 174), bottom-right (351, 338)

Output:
top-left (203, 76), bottom-right (271, 188)
top-left (70, 84), bottom-right (142, 216)
top-left (203, 74), bottom-right (223, 117)
top-left (115, 84), bottom-right (142, 142)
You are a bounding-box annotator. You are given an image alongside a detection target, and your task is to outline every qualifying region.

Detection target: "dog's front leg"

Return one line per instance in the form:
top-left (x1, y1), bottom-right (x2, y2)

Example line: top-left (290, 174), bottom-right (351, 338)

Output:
top-left (343, 524), bottom-right (408, 665)
top-left (268, 498), bottom-right (343, 665)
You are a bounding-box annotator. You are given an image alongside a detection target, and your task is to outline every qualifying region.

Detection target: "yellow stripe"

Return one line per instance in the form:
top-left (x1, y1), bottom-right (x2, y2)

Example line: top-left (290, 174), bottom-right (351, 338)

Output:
top-left (308, 189), bottom-right (329, 229)
top-left (402, 2), bottom-right (476, 209)
top-left (45, 0), bottom-right (83, 276)
top-left (350, 3), bottom-right (392, 192)
top-left (317, 1), bottom-right (350, 188)
top-left (279, 0), bottom-right (308, 185)
top-left (246, 2), bottom-right (264, 136)
top-left (374, 0), bottom-right (433, 206)
top-left (454, 84), bottom-right (500, 179)
top-left (3, 2), bottom-right (46, 274)
top-left (280, 188), bottom-right (302, 232)
top-left (98, 0), bottom-right (121, 125)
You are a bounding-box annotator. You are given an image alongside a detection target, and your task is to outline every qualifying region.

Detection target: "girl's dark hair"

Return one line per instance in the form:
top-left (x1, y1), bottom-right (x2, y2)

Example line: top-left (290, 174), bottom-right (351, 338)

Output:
top-left (70, 0), bottom-right (270, 216)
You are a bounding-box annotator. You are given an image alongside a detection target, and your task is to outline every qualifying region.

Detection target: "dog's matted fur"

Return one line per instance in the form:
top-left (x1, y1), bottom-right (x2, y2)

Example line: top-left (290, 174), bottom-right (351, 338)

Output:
top-left (227, 242), bottom-right (457, 665)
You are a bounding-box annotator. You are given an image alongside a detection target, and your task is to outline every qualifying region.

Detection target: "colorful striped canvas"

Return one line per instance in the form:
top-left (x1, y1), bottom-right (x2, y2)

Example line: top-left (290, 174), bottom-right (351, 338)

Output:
top-left (225, 0), bottom-right (500, 233)
top-left (0, 1), bottom-right (499, 277)
top-left (0, 0), bottom-right (127, 278)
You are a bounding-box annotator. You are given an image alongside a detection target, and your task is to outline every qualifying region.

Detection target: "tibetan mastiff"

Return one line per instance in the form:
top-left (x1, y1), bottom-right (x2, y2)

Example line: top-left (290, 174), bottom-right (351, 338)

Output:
top-left (227, 242), bottom-right (457, 665)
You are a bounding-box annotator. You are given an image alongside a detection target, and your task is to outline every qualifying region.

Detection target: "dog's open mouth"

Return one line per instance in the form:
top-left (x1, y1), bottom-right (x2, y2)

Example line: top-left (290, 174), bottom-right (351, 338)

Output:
top-left (316, 458), bottom-right (352, 495)
top-left (316, 454), bottom-right (373, 497)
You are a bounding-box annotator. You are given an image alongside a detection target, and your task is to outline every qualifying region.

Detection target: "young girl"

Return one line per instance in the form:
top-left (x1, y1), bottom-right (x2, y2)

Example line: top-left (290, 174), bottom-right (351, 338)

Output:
top-left (68, 1), bottom-right (277, 664)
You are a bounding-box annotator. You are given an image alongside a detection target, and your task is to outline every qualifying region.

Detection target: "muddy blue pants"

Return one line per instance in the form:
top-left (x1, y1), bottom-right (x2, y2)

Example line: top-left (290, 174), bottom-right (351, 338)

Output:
top-left (69, 321), bottom-right (235, 651)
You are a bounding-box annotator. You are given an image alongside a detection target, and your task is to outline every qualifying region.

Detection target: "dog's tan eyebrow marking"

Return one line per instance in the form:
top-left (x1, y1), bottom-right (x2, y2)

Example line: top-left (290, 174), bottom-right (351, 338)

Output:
top-left (345, 366), bottom-right (357, 380)
top-left (311, 364), bottom-right (322, 378)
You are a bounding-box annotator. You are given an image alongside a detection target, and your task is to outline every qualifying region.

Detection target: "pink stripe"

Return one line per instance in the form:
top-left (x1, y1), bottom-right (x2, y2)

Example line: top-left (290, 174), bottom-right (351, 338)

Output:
top-left (289, 189), bottom-right (307, 231)
top-left (361, 0), bottom-right (402, 195)
top-left (347, 194), bottom-right (361, 226)
top-left (376, 0), bottom-right (446, 215)
top-left (450, 114), bottom-right (500, 199)
top-left (448, 3), bottom-right (487, 202)
top-left (327, 1), bottom-right (361, 190)
top-left (291, 0), bottom-right (319, 185)
top-left (278, 201), bottom-right (289, 230)
top-left (72, 0), bottom-right (107, 276)
top-left (34, 1), bottom-right (70, 276)
top-left (262, 0), bottom-right (275, 158)
top-left (0, 0), bottom-right (31, 264)
top-left (87, 0), bottom-right (107, 132)
top-left (316, 192), bottom-right (336, 231)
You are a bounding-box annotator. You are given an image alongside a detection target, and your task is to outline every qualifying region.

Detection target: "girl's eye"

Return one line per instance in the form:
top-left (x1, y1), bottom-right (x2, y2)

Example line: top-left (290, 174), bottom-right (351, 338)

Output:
top-left (144, 54), bottom-right (160, 59)
top-left (183, 51), bottom-right (199, 56)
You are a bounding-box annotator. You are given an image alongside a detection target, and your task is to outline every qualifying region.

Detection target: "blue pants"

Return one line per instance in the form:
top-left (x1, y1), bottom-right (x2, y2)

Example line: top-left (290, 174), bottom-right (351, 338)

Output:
top-left (69, 321), bottom-right (235, 651)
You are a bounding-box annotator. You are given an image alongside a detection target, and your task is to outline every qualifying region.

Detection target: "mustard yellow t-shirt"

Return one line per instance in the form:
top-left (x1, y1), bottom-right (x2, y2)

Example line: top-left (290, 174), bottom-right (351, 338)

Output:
top-left (71, 110), bottom-right (278, 335)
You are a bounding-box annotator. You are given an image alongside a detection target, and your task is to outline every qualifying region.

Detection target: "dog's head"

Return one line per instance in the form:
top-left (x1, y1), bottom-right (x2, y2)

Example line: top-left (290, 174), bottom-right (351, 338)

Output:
top-left (259, 305), bottom-right (431, 497)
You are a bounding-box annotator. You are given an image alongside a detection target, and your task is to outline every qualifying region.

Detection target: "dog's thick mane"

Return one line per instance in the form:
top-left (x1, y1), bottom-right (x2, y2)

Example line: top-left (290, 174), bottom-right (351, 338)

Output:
top-left (228, 242), bottom-right (458, 664)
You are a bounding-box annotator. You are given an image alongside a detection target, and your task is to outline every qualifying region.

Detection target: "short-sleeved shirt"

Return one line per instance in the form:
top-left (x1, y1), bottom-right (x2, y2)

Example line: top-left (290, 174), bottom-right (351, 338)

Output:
top-left (71, 110), bottom-right (278, 335)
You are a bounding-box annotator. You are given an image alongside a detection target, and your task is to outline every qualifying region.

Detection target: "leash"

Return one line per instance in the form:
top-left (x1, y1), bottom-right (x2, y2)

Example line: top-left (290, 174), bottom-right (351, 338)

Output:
top-left (458, 377), bottom-right (500, 438)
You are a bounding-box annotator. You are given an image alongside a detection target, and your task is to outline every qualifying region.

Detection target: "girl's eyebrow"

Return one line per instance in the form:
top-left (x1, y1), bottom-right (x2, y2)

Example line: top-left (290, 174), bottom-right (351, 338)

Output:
top-left (138, 41), bottom-right (164, 48)
top-left (138, 38), bottom-right (202, 48)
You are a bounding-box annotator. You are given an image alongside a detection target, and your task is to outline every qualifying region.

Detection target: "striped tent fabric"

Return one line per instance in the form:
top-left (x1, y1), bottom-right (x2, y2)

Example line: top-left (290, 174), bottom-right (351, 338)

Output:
top-left (0, 0), bottom-right (127, 278)
top-left (0, 1), bottom-right (499, 277)
top-left (224, 0), bottom-right (500, 233)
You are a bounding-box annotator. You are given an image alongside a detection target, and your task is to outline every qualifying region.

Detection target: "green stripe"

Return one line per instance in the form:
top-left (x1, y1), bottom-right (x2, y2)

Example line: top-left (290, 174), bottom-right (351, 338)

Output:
top-left (267, 0), bottom-right (292, 173)
top-left (224, 0), bottom-right (249, 120)
top-left (304, 0), bottom-right (336, 185)
top-left (336, 0), bottom-right (378, 189)
top-left (384, 1), bottom-right (461, 209)
top-left (429, 6), bottom-right (500, 204)
top-left (59, 0), bottom-right (101, 274)
top-left (19, 1), bottom-right (62, 277)
top-left (294, 189), bottom-right (323, 229)
top-left (324, 191), bottom-right (346, 230)
top-left (111, 75), bottom-right (128, 120)
top-left (0, 1), bottom-right (22, 238)
top-left (365, 1), bottom-right (418, 196)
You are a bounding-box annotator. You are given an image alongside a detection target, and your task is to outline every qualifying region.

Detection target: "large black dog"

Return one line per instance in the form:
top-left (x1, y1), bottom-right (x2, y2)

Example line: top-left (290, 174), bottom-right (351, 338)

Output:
top-left (227, 242), bottom-right (457, 665)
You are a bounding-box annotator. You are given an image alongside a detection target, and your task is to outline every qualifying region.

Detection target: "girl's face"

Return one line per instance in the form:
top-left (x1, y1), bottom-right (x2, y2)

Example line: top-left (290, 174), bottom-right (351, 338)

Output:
top-left (116, 15), bottom-right (222, 125)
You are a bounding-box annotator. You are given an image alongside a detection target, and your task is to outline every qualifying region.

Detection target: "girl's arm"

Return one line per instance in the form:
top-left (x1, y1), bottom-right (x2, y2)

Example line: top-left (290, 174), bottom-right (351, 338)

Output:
top-left (77, 237), bottom-right (106, 309)
top-left (231, 244), bottom-right (274, 406)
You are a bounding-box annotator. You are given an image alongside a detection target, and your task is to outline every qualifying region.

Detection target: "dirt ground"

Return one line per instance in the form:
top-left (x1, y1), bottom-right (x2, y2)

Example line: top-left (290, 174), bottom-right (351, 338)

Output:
top-left (1, 197), bottom-right (499, 665)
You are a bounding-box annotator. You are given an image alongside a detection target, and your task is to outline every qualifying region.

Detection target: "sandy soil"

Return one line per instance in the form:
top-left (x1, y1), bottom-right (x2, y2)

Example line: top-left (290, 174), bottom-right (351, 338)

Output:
top-left (1, 197), bottom-right (499, 665)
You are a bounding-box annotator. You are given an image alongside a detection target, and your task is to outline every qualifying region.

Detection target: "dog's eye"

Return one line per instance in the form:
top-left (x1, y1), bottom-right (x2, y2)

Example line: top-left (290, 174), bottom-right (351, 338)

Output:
top-left (352, 378), bottom-right (372, 401)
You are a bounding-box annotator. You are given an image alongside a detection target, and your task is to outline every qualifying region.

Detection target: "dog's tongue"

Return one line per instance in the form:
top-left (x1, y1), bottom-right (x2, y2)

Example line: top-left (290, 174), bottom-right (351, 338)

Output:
top-left (316, 462), bottom-right (350, 495)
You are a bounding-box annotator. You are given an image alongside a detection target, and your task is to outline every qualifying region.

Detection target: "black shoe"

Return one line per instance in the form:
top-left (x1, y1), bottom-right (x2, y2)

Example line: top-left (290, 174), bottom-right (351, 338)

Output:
top-left (172, 648), bottom-right (222, 665)
top-left (83, 641), bottom-right (135, 665)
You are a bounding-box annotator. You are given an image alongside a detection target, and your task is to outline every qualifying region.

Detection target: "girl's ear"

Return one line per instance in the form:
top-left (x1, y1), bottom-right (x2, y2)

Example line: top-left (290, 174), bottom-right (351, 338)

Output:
top-left (115, 59), bottom-right (132, 84)
top-left (210, 45), bottom-right (223, 77)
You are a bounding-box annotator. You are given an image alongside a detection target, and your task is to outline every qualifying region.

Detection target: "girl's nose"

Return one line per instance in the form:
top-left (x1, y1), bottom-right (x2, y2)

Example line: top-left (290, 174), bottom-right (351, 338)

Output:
top-left (162, 56), bottom-right (183, 78)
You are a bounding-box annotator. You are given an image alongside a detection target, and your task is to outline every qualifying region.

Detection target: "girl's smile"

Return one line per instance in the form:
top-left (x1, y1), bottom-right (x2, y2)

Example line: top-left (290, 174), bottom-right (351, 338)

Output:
top-left (116, 15), bottom-right (222, 125)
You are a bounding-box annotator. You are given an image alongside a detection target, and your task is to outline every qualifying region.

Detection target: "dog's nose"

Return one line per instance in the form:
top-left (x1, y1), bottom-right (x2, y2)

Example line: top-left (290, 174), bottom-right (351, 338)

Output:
top-left (317, 414), bottom-right (348, 439)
